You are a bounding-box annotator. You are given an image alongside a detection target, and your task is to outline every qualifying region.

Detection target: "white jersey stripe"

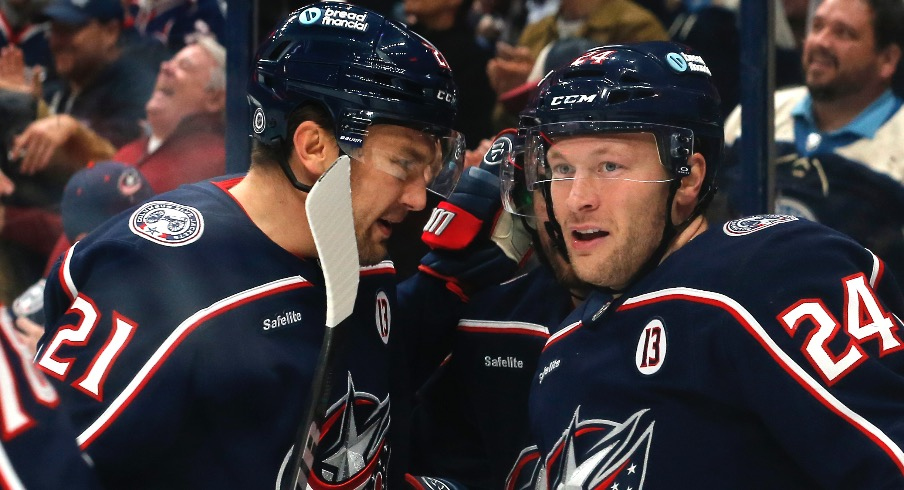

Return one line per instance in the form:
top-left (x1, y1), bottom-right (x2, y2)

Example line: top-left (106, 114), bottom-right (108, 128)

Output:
top-left (0, 440), bottom-right (25, 490)
top-left (458, 319), bottom-right (549, 337)
top-left (544, 320), bottom-right (582, 350)
top-left (866, 249), bottom-right (882, 287)
top-left (62, 244), bottom-right (79, 302)
top-left (76, 276), bottom-right (312, 448)
top-left (620, 286), bottom-right (904, 475)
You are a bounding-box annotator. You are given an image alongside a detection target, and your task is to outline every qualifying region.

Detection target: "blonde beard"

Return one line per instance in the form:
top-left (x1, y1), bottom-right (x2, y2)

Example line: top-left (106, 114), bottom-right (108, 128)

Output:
top-left (570, 205), bottom-right (667, 291)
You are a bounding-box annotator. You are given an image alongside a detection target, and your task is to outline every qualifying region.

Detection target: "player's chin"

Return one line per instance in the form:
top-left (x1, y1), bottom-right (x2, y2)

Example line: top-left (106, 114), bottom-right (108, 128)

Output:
top-left (357, 239), bottom-right (389, 266)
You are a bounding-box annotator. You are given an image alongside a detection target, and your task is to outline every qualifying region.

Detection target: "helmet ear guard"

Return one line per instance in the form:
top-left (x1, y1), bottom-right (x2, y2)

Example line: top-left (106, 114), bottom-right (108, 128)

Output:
top-left (247, 2), bottom-right (464, 196)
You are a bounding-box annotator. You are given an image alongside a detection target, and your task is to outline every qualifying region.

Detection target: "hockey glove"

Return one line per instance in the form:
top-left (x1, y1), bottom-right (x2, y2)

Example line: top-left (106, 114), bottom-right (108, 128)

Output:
top-left (419, 129), bottom-right (532, 299)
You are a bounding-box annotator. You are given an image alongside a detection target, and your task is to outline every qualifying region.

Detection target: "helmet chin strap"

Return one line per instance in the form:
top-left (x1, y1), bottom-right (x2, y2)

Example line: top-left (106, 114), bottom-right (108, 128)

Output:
top-left (276, 141), bottom-right (351, 194)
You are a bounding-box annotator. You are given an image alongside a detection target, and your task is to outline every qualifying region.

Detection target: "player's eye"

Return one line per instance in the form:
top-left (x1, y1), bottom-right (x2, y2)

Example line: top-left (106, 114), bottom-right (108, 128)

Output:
top-left (550, 162), bottom-right (575, 178)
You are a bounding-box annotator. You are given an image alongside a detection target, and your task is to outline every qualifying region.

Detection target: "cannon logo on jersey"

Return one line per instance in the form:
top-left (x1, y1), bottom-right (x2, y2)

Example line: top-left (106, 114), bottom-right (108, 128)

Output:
top-left (636, 319), bottom-right (667, 375)
top-left (722, 214), bottom-right (797, 237)
top-left (311, 373), bottom-right (390, 489)
top-left (129, 201), bottom-right (204, 246)
top-left (543, 407), bottom-right (653, 489)
top-left (375, 291), bottom-right (391, 345)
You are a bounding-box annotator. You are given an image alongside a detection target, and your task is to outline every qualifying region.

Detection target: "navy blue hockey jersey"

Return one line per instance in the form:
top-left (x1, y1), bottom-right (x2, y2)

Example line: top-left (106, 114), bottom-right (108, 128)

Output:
top-left (40, 178), bottom-right (397, 489)
top-left (0, 306), bottom-right (100, 489)
top-left (510, 215), bottom-right (904, 489)
top-left (407, 265), bottom-right (575, 488)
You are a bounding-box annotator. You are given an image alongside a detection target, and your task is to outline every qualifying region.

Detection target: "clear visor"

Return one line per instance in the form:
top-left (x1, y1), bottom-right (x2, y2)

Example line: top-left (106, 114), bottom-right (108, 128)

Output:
top-left (337, 116), bottom-right (465, 198)
top-left (503, 121), bottom-right (692, 217)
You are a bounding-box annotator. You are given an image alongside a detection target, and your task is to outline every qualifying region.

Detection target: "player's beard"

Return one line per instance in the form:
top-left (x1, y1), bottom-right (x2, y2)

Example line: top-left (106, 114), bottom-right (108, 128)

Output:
top-left (568, 198), bottom-right (667, 291)
top-left (356, 227), bottom-right (389, 266)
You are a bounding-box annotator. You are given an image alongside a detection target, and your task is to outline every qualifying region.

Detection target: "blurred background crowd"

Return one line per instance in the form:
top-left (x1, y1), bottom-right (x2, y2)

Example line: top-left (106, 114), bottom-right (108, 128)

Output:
top-left (0, 0), bottom-right (902, 313)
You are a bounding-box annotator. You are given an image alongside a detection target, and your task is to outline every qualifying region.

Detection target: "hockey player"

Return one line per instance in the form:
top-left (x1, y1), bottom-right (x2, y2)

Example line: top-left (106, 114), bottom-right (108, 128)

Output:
top-left (0, 309), bottom-right (101, 489)
top-left (404, 129), bottom-right (588, 488)
top-left (504, 41), bottom-right (904, 488)
top-left (39, 3), bottom-right (464, 488)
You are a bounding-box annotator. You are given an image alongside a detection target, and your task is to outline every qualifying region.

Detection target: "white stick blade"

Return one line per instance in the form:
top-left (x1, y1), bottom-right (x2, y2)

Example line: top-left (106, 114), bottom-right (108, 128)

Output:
top-left (306, 155), bottom-right (359, 329)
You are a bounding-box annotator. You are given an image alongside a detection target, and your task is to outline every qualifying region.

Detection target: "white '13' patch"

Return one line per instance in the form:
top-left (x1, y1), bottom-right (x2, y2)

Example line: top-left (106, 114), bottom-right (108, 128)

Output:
top-left (636, 319), bottom-right (667, 375)
top-left (375, 291), bottom-right (391, 344)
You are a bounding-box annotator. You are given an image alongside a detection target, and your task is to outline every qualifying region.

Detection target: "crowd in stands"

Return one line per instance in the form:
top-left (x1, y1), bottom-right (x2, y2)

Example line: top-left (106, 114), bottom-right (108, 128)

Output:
top-left (0, 0), bottom-right (899, 318)
top-left (0, 0), bottom-right (896, 329)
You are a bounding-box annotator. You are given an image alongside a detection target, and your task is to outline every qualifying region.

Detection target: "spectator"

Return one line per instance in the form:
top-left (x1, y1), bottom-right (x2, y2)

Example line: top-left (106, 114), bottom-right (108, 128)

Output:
top-left (721, 0), bottom-right (904, 280)
top-left (124, 0), bottom-right (225, 54)
top-left (0, 0), bottom-right (54, 82)
top-left (36, 0), bottom-right (156, 148)
top-left (34, 36), bottom-right (226, 283)
top-left (487, 0), bottom-right (668, 128)
top-left (498, 36), bottom-right (600, 116)
top-left (10, 160), bottom-right (153, 354)
top-left (724, 0), bottom-right (904, 182)
top-left (0, 0), bottom-right (156, 289)
top-left (112, 34), bottom-right (225, 193)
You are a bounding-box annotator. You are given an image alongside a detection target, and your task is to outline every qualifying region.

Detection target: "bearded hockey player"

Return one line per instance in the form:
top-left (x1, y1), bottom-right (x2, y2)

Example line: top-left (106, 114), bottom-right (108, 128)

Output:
top-left (504, 41), bottom-right (904, 489)
top-left (39, 2), bottom-right (464, 488)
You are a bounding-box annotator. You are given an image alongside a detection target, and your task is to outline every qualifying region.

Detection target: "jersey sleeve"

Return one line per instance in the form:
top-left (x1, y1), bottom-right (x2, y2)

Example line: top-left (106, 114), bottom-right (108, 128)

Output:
top-left (716, 225), bottom-right (904, 487)
top-left (39, 239), bottom-right (199, 473)
top-left (0, 306), bottom-right (101, 489)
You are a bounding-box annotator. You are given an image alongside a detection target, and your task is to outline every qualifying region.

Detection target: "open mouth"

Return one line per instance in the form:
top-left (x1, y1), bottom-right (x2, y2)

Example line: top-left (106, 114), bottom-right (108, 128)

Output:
top-left (572, 229), bottom-right (609, 241)
top-left (376, 218), bottom-right (394, 236)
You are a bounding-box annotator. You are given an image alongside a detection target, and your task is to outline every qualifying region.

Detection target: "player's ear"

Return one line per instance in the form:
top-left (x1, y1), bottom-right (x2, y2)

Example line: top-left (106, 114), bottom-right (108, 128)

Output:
top-left (878, 43), bottom-right (901, 81)
top-left (672, 152), bottom-right (706, 222)
top-left (291, 121), bottom-right (339, 176)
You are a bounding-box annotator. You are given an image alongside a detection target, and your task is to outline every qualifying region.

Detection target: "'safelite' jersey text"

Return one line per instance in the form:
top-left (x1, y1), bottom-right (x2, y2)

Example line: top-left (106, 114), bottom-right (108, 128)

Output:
top-left (40, 178), bottom-right (397, 489)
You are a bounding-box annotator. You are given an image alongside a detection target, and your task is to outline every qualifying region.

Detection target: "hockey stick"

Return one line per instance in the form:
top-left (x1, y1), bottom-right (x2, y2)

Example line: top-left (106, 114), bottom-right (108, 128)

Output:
top-left (281, 155), bottom-right (360, 490)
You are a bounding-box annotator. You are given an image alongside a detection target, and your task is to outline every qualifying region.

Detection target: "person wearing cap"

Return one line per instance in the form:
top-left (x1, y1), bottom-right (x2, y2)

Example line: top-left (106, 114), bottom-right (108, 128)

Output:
top-left (34, 0), bottom-right (155, 145)
top-left (0, 0), bottom-right (156, 293)
top-left (0, 160), bottom-right (149, 490)
top-left (1, 32), bottom-right (226, 306)
top-left (487, 0), bottom-right (668, 129)
top-left (9, 160), bottom-right (152, 353)
top-left (38, 3), bottom-right (464, 488)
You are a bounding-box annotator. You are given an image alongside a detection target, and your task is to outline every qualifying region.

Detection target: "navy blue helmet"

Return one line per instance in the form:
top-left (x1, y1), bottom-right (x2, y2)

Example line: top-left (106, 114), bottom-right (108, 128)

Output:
top-left (506, 41), bottom-right (723, 215)
top-left (248, 2), bottom-right (464, 196)
top-left (504, 41), bottom-right (724, 288)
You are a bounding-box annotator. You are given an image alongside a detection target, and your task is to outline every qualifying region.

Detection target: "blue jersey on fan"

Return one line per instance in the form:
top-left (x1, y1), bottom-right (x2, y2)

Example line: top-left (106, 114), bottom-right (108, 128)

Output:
top-left (0, 308), bottom-right (100, 489)
top-left (406, 264), bottom-right (575, 488)
top-left (510, 216), bottom-right (904, 489)
top-left (40, 177), bottom-right (397, 489)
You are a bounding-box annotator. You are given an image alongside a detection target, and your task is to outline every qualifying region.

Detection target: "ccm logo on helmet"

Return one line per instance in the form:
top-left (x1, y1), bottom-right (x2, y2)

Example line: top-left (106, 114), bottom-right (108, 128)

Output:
top-left (550, 94), bottom-right (597, 106)
top-left (437, 90), bottom-right (455, 104)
